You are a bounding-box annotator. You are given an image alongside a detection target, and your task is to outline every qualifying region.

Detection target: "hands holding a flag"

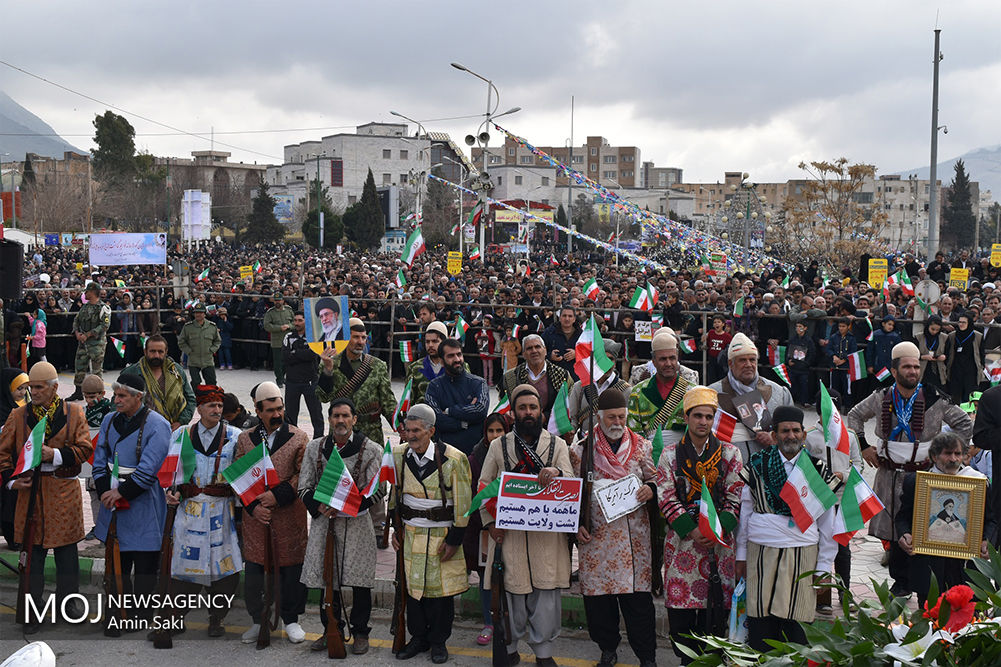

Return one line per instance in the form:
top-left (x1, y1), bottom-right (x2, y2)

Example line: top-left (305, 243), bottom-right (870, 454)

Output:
top-left (252, 490), bottom-right (278, 524)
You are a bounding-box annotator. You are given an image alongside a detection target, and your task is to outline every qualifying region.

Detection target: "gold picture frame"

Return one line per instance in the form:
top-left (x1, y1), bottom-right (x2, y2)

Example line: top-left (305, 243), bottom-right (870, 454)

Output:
top-left (912, 471), bottom-right (987, 560)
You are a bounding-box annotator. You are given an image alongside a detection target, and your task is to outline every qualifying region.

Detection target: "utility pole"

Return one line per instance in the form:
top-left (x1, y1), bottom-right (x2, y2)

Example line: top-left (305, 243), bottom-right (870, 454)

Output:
top-left (567, 95), bottom-right (574, 256)
top-left (927, 28), bottom-right (942, 258)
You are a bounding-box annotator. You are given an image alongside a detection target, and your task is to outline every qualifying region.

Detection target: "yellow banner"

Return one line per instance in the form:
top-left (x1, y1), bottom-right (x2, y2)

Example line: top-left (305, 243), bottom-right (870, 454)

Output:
top-left (447, 251), bottom-right (462, 275)
top-left (239, 265), bottom-right (253, 280)
top-left (868, 258), bottom-right (888, 288)
top-left (949, 267), bottom-right (969, 289)
top-left (991, 244), bottom-right (1001, 268)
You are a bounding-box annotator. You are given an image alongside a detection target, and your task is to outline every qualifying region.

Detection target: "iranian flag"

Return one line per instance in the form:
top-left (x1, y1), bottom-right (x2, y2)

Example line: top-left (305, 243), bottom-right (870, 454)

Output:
top-left (196, 268), bottom-right (209, 282)
top-left (606, 231), bottom-right (616, 243)
top-left (646, 282), bottom-right (659, 306)
top-left (12, 417), bottom-right (46, 476)
top-left (394, 269), bottom-right (407, 289)
top-left (583, 278), bottom-right (600, 301)
top-left (847, 351), bottom-right (867, 381)
top-left (111, 337), bottom-right (126, 358)
top-left (779, 454), bottom-right (838, 532)
top-left (819, 382), bottom-right (851, 456)
top-left (862, 318), bottom-right (874, 342)
top-left (360, 440), bottom-right (397, 498)
top-left (985, 360), bottom-right (1001, 385)
top-left (629, 285), bottom-right (654, 312)
top-left (574, 315), bottom-right (614, 386)
top-left (651, 427), bottom-right (665, 469)
top-left (547, 382), bottom-right (574, 435)
top-left (886, 271), bottom-right (914, 296)
top-left (772, 364), bottom-right (792, 387)
top-left (401, 227), bottom-right (426, 267)
top-left (679, 338), bottom-right (697, 354)
top-left (393, 378), bottom-right (413, 430)
top-left (222, 442), bottom-right (280, 506)
top-left (465, 477), bottom-right (500, 518)
top-left (832, 467), bottom-right (885, 546)
top-left (454, 314), bottom-right (470, 341)
top-left (781, 275), bottom-right (790, 288)
top-left (313, 445), bottom-right (363, 517)
top-left (876, 367), bottom-right (891, 382)
top-left (652, 313), bottom-right (663, 327)
top-left (252, 260), bottom-right (263, 274)
top-left (549, 253), bottom-right (559, 266)
top-left (467, 201), bottom-right (485, 227)
top-left (140, 335), bottom-right (149, 349)
top-left (157, 428), bottom-right (196, 487)
top-left (512, 324), bottom-right (524, 338)
top-left (493, 395), bottom-right (511, 415)
top-left (469, 246), bottom-right (482, 261)
top-left (711, 410), bottom-right (737, 443)
top-left (111, 453), bottom-right (121, 490)
top-left (767, 345), bottom-right (786, 366)
top-left (733, 297), bottom-right (745, 317)
top-left (399, 341), bottom-right (416, 363)
top-left (699, 479), bottom-right (728, 547)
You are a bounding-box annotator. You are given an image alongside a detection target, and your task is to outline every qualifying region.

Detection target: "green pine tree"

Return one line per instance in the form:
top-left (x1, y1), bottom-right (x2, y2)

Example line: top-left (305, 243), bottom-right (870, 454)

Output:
top-left (344, 169), bottom-right (385, 250)
top-left (302, 180), bottom-right (343, 248)
top-left (243, 181), bottom-right (286, 244)
top-left (944, 159), bottom-right (976, 250)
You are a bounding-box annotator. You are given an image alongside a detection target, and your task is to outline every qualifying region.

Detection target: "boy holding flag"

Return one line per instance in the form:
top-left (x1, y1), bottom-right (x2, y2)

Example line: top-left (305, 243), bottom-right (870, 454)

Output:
top-left (656, 386), bottom-right (743, 665)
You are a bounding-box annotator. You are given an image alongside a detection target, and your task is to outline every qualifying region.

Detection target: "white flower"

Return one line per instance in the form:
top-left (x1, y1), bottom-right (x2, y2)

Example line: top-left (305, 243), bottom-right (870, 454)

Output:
top-left (883, 625), bottom-right (954, 666)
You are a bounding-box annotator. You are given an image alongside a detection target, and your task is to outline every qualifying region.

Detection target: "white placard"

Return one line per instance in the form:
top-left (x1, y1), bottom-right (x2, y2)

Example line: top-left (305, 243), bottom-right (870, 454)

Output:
top-left (594, 474), bottom-right (643, 523)
top-left (634, 320), bottom-right (652, 342)
top-left (494, 472), bottom-right (583, 533)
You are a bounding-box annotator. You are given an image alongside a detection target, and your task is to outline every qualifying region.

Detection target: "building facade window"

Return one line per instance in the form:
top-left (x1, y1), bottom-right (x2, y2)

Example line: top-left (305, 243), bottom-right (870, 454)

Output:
top-left (572, 155), bottom-right (584, 164)
top-left (400, 174), bottom-right (408, 184)
top-left (541, 177), bottom-right (550, 186)
top-left (590, 163), bottom-right (597, 172)
top-left (400, 150), bottom-right (408, 160)
top-left (382, 173), bottom-right (391, 184)
top-left (382, 149), bottom-right (392, 159)
top-left (515, 175), bottom-right (523, 185)
top-left (330, 159), bottom-right (343, 187)
top-left (348, 195), bottom-right (357, 205)
top-left (622, 155), bottom-right (634, 163)
top-left (508, 148), bottom-right (516, 156)
top-left (603, 170), bottom-right (616, 179)
top-left (603, 155), bottom-right (617, 164)
top-left (489, 155), bottom-right (502, 164)
top-left (520, 156), bottom-right (533, 164)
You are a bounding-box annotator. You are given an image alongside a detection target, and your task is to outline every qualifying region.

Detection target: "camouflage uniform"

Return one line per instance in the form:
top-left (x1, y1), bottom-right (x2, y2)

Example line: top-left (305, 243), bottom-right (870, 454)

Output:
top-left (73, 299), bottom-right (111, 387)
top-left (262, 302), bottom-right (294, 385)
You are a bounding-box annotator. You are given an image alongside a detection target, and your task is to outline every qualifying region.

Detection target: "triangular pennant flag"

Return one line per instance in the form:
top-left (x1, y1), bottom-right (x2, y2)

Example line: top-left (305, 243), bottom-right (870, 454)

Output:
top-left (111, 337), bottom-right (126, 358)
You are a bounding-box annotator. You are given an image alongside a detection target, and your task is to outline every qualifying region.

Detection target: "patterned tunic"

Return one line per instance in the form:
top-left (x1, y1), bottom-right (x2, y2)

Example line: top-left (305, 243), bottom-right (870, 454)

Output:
top-left (299, 433), bottom-right (381, 589)
top-left (170, 423), bottom-right (243, 584)
top-left (389, 443), bottom-right (472, 600)
top-left (235, 424), bottom-right (309, 567)
top-left (627, 375), bottom-right (693, 440)
top-left (316, 352), bottom-right (397, 445)
top-left (656, 435), bottom-right (743, 609)
top-left (570, 430), bottom-right (656, 596)
top-left (0, 401), bottom-right (93, 548)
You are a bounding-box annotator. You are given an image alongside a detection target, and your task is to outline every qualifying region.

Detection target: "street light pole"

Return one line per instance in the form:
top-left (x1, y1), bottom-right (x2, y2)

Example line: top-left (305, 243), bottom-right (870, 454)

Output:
top-left (928, 28), bottom-right (942, 258)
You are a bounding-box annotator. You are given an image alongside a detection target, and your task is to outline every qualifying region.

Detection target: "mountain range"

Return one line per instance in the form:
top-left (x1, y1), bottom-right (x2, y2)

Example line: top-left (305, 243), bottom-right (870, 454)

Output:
top-left (892, 143), bottom-right (1001, 202)
top-left (0, 91), bottom-right (82, 160)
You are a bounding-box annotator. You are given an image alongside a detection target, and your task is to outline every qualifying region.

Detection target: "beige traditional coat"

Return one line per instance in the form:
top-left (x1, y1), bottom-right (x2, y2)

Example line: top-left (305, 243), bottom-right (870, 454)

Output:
top-left (479, 430), bottom-right (573, 593)
top-left (570, 430), bottom-right (656, 596)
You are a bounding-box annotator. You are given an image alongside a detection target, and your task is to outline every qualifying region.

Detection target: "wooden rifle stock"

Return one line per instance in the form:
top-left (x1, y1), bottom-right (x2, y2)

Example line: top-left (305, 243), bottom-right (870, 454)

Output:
top-left (104, 513), bottom-right (127, 623)
top-left (15, 469), bottom-right (41, 625)
top-left (390, 498), bottom-right (407, 654)
top-left (581, 402), bottom-right (595, 533)
top-left (490, 543), bottom-right (511, 666)
top-left (257, 522), bottom-right (281, 649)
top-left (152, 490), bottom-right (180, 649)
top-left (324, 521), bottom-right (346, 659)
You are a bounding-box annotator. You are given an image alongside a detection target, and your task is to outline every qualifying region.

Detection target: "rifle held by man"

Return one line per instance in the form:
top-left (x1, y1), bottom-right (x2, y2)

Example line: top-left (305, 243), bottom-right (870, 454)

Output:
top-left (324, 521), bottom-right (346, 659)
top-left (152, 488), bottom-right (180, 649)
top-left (104, 513), bottom-right (127, 631)
top-left (490, 543), bottom-right (512, 666)
top-left (390, 495), bottom-right (408, 654)
top-left (257, 523), bottom-right (281, 649)
top-left (16, 469), bottom-right (41, 625)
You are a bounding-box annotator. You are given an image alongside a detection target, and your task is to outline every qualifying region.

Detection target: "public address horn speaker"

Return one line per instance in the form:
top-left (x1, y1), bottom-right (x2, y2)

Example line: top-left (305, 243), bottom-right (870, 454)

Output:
top-left (0, 239), bottom-right (24, 300)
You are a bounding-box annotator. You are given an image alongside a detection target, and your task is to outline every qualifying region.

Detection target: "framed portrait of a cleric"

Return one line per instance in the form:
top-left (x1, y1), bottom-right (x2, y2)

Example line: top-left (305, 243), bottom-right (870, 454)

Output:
top-left (304, 295), bottom-right (350, 354)
top-left (911, 471), bottom-right (987, 560)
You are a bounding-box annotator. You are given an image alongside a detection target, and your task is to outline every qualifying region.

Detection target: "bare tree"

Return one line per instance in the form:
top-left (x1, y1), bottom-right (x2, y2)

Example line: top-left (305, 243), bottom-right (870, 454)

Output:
top-left (780, 158), bottom-right (888, 269)
top-left (26, 175), bottom-right (88, 233)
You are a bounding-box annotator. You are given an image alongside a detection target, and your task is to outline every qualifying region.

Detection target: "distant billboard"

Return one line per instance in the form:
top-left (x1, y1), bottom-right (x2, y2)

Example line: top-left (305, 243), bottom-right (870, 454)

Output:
top-left (273, 194), bottom-right (294, 224)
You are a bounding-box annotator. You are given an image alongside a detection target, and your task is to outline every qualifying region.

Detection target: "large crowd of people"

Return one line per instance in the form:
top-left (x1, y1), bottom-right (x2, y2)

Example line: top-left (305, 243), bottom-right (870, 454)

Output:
top-left (0, 239), bottom-right (999, 664)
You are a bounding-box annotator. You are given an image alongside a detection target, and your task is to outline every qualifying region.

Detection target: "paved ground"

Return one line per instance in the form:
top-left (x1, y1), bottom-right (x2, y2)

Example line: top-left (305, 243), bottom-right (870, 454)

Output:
top-left (0, 367), bottom-right (902, 661)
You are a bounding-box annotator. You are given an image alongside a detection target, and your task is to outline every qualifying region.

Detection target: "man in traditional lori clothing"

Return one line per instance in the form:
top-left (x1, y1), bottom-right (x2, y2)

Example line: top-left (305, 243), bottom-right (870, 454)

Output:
top-left (501, 334), bottom-right (569, 424)
top-left (657, 386), bottom-right (743, 664)
top-left (93, 373), bottom-right (171, 636)
top-left (572, 388), bottom-right (658, 667)
top-left (299, 398), bottom-right (382, 655)
top-left (122, 334), bottom-right (195, 432)
top-left (390, 404), bottom-right (472, 665)
top-left (163, 384), bottom-right (243, 638)
top-left (235, 381), bottom-right (310, 645)
top-left (0, 361), bottom-right (94, 633)
top-left (735, 406), bottom-right (839, 652)
top-left (847, 341), bottom-right (972, 596)
top-left (480, 384), bottom-right (572, 667)
top-left (404, 321), bottom-right (451, 405)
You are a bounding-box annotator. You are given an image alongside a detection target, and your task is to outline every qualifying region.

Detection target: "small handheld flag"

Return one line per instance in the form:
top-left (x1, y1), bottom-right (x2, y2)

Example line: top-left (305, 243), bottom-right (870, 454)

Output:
top-left (493, 395), bottom-right (511, 415)
top-left (772, 364), bottom-right (792, 387)
top-left (222, 442), bottom-right (280, 506)
top-left (466, 478), bottom-right (500, 518)
top-left (196, 268), bottom-right (209, 282)
top-left (157, 428), bottom-right (196, 487)
top-left (111, 337), bottom-right (126, 358)
top-left (876, 367), bottom-right (891, 382)
top-left (401, 227), bottom-right (426, 268)
top-left (393, 378), bottom-right (413, 430)
top-left (679, 338), bottom-right (697, 354)
top-left (313, 446), bottom-right (363, 517)
top-left (582, 278), bottom-right (600, 301)
top-left (399, 341), bottom-right (416, 363)
top-left (12, 417), bottom-right (46, 476)
top-left (711, 410), bottom-right (738, 443)
top-left (819, 382), bottom-right (851, 456)
top-left (832, 467), bottom-right (885, 545)
top-left (733, 297), bottom-right (745, 317)
top-left (699, 479), bottom-right (729, 547)
top-left (547, 382), bottom-right (574, 435)
top-left (361, 441), bottom-right (397, 498)
top-left (779, 455), bottom-right (837, 532)
top-left (847, 351), bottom-right (867, 381)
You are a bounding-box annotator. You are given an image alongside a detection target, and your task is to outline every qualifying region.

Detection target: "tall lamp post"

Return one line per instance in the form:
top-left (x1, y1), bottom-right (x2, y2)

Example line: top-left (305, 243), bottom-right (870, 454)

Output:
top-left (440, 154), bottom-right (470, 254)
top-left (451, 63), bottom-right (520, 254)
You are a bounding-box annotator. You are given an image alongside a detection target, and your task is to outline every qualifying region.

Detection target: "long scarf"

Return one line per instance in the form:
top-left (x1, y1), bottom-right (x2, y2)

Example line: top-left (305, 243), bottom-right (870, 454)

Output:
top-left (747, 445), bottom-right (792, 517)
top-left (31, 399), bottom-right (61, 438)
top-left (139, 358), bottom-right (186, 423)
top-left (726, 369), bottom-right (758, 396)
top-left (883, 385), bottom-right (924, 443)
top-left (676, 434), bottom-right (724, 506)
top-left (593, 425), bottom-right (638, 480)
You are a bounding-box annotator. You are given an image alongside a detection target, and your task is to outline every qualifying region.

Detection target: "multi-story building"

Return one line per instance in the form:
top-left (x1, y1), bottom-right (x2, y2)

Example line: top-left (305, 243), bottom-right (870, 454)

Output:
top-left (641, 162), bottom-right (683, 189)
top-left (472, 135), bottom-right (641, 188)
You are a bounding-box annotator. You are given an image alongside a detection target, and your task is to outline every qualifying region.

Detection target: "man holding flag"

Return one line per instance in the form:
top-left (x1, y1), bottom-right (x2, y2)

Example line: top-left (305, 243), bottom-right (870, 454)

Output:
top-left (163, 384), bottom-right (243, 638)
top-left (0, 361), bottom-right (93, 633)
top-left (735, 405), bottom-right (840, 651)
top-left (389, 404), bottom-right (472, 664)
top-left (298, 398), bottom-right (384, 655)
top-left (93, 373), bottom-right (172, 633)
top-left (657, 386), bottom-right (743, 664)
top-left (571, 389), bottom-right (658, 667)
top-left (847, 341), bottom-right (972, 597)
top-left (232, 381), bottom-right (310, 644)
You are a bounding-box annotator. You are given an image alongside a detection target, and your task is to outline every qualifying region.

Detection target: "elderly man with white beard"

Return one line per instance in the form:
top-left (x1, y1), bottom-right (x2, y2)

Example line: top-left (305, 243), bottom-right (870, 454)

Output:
top-left (571, 389), bottom-right (658, 667)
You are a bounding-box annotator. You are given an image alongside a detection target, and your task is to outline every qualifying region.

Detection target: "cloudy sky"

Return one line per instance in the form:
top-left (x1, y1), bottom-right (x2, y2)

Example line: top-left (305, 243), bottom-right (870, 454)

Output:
top-left (3, 1), bottom-right (999, 184)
